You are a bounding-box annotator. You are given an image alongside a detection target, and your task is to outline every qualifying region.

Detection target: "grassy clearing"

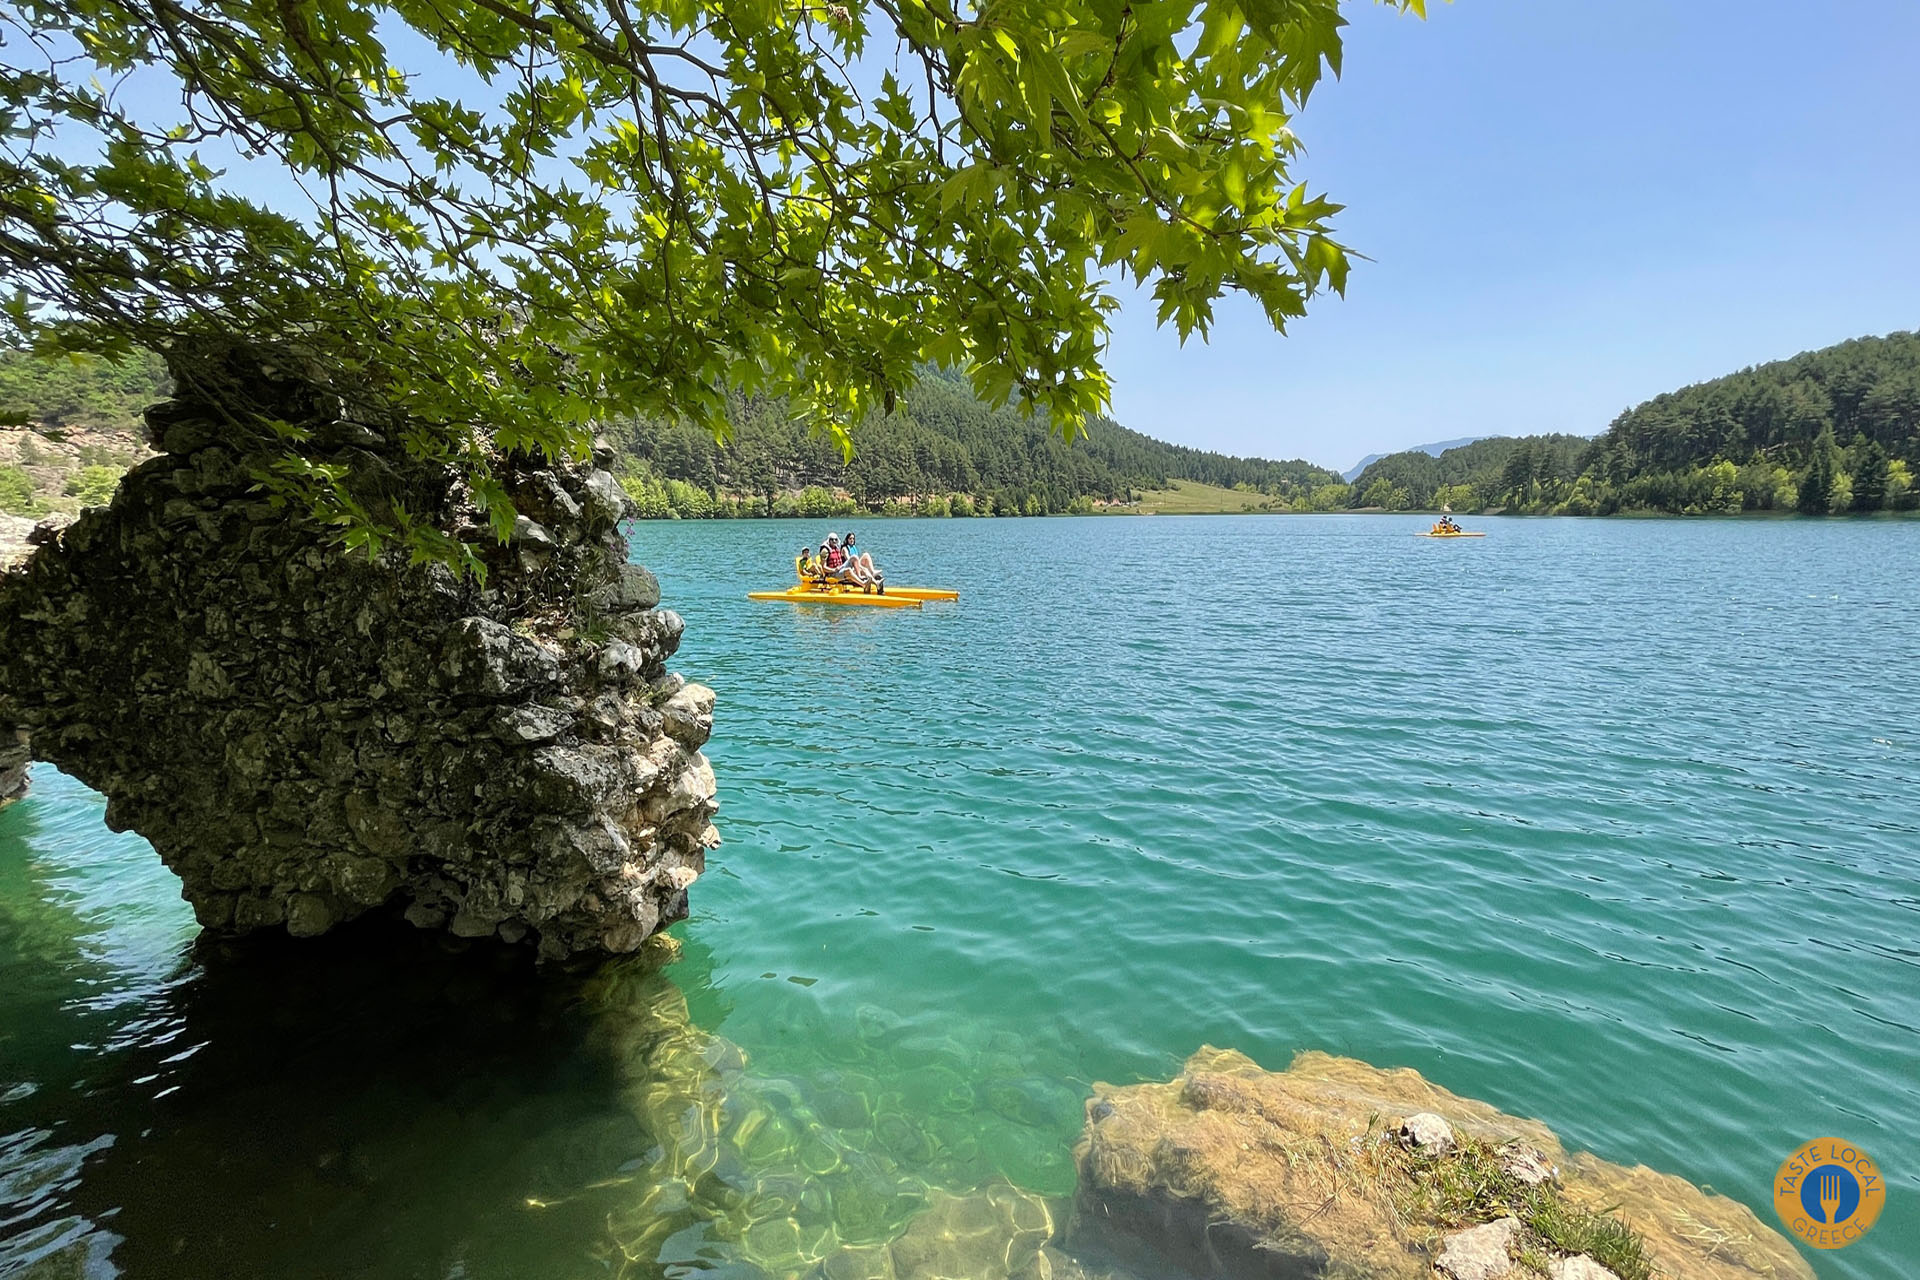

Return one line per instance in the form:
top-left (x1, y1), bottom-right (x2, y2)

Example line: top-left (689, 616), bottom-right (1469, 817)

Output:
top-left (1111, 479), bottom-right (1282, 514)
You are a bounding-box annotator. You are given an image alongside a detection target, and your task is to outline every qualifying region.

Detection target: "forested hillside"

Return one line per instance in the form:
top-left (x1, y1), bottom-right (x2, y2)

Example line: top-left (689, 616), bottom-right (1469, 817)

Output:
top-left (0, 348), bottom-right (1337, 521)
top-left (0, 349), bottom-right (169, 434)
top-left (12, 333), bottom-right (1916, 522)
top-left (0, 350), bottom-right (163, 519)
top-left (607, 365), bottom-right (1339, 518)
top-left (1347, 435), bottom-right (1590, 512)
top-left (1577, 330), bottom-right (1919, 514)
top-left (1348, 331), bottom-right (1920, 515)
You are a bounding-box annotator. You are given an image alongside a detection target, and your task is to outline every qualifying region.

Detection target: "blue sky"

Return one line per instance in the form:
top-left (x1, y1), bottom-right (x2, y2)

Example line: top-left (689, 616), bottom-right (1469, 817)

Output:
top-left (1100, 1), bottom-right (1920, 470)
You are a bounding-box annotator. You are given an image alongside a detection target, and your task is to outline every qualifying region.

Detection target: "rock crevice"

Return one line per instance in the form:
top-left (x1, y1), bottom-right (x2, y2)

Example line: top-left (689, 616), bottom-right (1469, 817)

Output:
top-left (0, 354), bottom-right (716, 958)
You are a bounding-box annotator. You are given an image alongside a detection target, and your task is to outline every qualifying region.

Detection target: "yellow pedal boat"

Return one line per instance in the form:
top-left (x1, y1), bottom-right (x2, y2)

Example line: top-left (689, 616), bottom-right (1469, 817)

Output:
top-left (748, 585), bottom-right (926, 608)
top-left (749, 558), bottom-right (959, 608)
top-left (1416, 529), bottom-right (1485, 538)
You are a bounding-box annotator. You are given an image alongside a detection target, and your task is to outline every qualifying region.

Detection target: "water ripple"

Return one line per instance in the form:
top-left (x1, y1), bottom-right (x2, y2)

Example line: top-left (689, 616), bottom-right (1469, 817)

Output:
top-left (0, 514), bottom-right (1915, 1278)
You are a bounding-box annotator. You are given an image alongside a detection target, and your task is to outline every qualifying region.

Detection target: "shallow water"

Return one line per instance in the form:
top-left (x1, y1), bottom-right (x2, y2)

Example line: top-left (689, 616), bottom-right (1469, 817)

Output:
top-left (2, 514), bottom-right (1917, 1278)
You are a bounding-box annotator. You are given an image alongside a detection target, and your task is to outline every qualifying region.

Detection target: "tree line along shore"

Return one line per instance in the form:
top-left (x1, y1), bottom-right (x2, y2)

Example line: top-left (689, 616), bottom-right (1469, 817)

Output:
top-left (3, 331), bottom-right (1916, 524)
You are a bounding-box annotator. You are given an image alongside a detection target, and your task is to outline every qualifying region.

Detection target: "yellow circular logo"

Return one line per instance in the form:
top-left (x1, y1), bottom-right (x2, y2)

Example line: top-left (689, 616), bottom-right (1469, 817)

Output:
top-left (1773, 1138), bottom-right (1886, 1249)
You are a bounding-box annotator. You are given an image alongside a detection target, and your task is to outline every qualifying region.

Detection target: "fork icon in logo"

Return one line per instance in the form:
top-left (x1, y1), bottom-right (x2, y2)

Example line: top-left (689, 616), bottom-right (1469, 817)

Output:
top-left (1817, 1170), bottom-right (1843, 1225)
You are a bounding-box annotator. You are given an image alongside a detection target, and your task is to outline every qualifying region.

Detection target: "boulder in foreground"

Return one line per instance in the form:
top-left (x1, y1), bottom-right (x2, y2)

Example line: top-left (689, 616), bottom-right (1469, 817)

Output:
top-left (1071, 1047), bottom-right (1813, 1280)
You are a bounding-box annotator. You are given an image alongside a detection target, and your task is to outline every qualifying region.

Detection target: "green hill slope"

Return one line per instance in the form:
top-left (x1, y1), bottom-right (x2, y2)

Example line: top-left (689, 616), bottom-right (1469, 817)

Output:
top-left (1347, 435), bottom-right (1591, 512)
top-left (1350, 331), bottom-right (1920, 516)
top-left (606, 364), bottom-right (1340, 517)
top-left (1578, 330), bottom-right (1919, 514)
top-left (0, 348), bottom-right (169, 434)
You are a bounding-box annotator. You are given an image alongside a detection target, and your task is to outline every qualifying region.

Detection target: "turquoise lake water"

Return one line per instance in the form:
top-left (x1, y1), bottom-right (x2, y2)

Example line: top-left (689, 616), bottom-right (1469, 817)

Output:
top-left (2, 514), bottom-right (1916, 1278)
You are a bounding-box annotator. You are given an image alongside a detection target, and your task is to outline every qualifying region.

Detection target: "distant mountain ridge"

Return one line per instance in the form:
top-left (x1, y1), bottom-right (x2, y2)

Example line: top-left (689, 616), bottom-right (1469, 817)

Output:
top-left (1342, 436), bottom-right (1486, 482)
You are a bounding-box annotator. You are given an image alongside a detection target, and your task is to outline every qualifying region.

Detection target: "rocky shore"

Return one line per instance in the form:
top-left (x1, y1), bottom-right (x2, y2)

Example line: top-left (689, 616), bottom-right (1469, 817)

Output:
top-left (1, 513), bottom-right (53, 808)
top-left (571, 974), bottom-right (1812, 1280)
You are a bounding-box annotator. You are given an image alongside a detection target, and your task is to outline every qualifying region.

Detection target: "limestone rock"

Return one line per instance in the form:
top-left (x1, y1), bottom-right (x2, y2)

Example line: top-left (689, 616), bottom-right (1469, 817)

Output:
top-left (285, 892), bottom-right (340, 938)
top-left (1498, 1142), bottom-right (1557, 1187)
top-left (1398, 1110), bottom-right (1456, 1155)
top-left (1433, 1217), bottom-right (1519, 1280)
top-left (581, 469), bottom-right (630, 527)
top-left (494, 703), bottom-right (575, 744)
top-left (28, 510), bottom-right (77, 544)
top-left (597, 640), bottom-right (648, 684)
top-left (592, 562), bottom-right (661, 611)
top-left (661, 683), bottom-right (716, 748)
top-left (0, 356), bottom-right (719, 958)
top-left (1072, 1048), bottom-right (1813, 1280)
top-left (0, 513), bottom-right (35, 568)
top-left (0, 726), bottom-right (28, 809)
top-left (1550, 1257), bottom-right (1622, 1280)
top-left (511, 513), bottom-right (555, 547)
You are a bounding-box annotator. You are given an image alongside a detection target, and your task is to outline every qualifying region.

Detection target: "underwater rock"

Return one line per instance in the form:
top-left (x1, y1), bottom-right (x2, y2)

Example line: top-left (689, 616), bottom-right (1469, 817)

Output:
top-left (1071, 1047), bottom-right (1814, 1280)
top-left (812, 1184), bottom-right (1057, 1280)
top-left (0, 344), bottom-right (717, 957)
top-left (888, 1184), bottom-right (1055, 1279)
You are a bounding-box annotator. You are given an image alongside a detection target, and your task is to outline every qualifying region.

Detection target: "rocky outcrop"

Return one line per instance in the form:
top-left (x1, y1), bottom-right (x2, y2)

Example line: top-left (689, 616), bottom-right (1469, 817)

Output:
top-left (0, 725), bottom-right (27, 809)
top-left (3, 513), bottom-right (80, 807)
top-left (0, 513), bottom-right (34, 568)
top-left (0, 349), bottom-right (717, 957)
top-left (1071, 1048), bottom-right (1814, 1280)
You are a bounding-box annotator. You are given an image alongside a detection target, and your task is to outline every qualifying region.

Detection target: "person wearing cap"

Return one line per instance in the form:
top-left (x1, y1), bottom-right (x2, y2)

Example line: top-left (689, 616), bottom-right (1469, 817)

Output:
top-left (818, 533), bottom-right (854, 582)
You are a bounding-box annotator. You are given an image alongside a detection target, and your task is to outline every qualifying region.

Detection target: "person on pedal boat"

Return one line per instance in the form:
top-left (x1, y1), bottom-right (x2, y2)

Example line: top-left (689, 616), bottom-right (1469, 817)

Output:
top-left (841, 530), bottom-right (885, 593)
top-left (818, 534), bottom-right (862, 586)
top-left (797, 545), bottom-right (822, 579)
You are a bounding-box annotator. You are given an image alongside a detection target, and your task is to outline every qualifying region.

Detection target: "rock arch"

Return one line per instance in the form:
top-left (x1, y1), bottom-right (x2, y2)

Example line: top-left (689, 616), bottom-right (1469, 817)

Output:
top-left (0, 353), bottom-right (716, 959)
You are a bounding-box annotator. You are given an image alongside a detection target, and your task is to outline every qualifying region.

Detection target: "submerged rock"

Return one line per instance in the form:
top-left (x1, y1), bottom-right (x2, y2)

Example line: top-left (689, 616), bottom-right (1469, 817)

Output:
top-left (1070, 1047), bottom-right (1813, 1280)
top-left (0, 346), bottom-right (717, 958)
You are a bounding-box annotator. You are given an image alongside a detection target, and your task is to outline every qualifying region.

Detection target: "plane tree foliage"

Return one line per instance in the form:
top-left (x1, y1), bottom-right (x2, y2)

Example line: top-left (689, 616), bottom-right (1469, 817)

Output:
top-left (1, 0), bottom-right (1420, 565)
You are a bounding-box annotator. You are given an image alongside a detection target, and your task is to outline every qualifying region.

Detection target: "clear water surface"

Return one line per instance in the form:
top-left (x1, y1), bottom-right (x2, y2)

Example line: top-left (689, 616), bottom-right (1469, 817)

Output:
top-left (1, 514), bottom-right (1916, 1278)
